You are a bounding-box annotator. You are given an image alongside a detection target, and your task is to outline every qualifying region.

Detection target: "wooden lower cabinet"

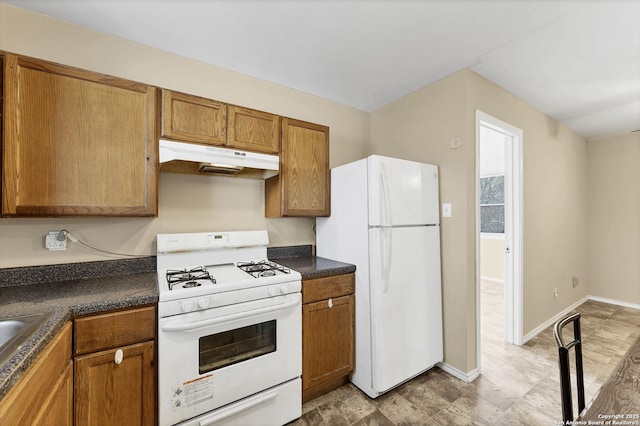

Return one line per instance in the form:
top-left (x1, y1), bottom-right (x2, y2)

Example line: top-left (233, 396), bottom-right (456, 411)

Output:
top-left (302, 273), bottom-right (355, 402)
top-left (0, 322), bottom-right (73, 425)
top-left (0, 305), bottom-right (156, 425)
top-left (74, 341), bottom-right (155, 425)
top-left (35, 362), bottom-right (73, 426)
top-left (74, 305), bottom-right (156, 426)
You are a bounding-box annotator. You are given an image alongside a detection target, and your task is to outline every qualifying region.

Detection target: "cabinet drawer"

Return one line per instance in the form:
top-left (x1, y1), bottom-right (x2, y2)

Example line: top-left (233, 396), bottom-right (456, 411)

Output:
top-left (302, 273), bottom-right (354, 304)
top-left (74, 306), bottom-right (156, 356)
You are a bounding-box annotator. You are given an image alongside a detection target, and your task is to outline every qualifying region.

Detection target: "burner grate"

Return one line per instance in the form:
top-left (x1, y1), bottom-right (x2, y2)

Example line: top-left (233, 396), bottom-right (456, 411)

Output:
top-left (166, 266), bottom-right (216, 290)
top-left (237, 260), bottom-right (291, 278)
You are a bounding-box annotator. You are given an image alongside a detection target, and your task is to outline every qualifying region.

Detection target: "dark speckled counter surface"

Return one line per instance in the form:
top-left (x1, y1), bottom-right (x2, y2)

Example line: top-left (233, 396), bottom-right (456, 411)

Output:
top-left (0, 257), bottom-right (158, 401)
top-left (268, 245), bottom-right (356, 279)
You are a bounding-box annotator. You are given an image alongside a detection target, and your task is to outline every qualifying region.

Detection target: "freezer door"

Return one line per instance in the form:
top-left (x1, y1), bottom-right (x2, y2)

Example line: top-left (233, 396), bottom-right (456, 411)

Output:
top-left (368, 226), bottom-right (443, 394)
top-left (368, 155), bottom-right (440, 227)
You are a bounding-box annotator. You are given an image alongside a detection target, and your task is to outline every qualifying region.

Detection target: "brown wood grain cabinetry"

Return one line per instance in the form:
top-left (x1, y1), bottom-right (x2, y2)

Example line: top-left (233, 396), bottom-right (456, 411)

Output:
top-left (0, 322), bottom-right (73, 425)
top-left (227, 105), bottom-right (280, 154)
top-left (302, 273), bottom-right (354, 402)
top-left (160, 89), bottom-right (227, 145)
top-left (74, 305), bottom-right (156, 426)
top-left (265, 118), bottom-right (330, 217)
top-left (1, 53), bottom-right (157, 217)
top-left (160, 90), bottom-right (280, 154)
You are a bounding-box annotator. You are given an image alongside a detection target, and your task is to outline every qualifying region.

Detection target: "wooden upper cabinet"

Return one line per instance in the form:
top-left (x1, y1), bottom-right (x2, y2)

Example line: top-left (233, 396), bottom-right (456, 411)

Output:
top-left (159, 90), bottom-right (279, 154)
top-left (160, 89), bottom-right (227, 145)
top-left (227, 105), bottom-right (280, 154)
top-left (1, 53), bottom-right (157, 217)
top-left (265, 118), bottom-right (330, 217)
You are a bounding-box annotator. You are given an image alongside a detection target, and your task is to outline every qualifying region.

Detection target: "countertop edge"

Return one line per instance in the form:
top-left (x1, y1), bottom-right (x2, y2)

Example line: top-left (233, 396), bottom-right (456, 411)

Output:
top-left (270, 255), bottom-right (356, 280)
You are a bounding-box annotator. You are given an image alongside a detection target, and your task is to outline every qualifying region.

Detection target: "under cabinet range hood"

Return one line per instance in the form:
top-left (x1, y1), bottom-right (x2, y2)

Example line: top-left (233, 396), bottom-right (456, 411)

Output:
top-left (159, 139), bottom-right (279, 179)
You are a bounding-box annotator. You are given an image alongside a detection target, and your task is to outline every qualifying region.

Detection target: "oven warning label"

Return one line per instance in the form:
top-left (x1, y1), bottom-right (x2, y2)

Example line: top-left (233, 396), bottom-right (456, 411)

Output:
top-left (172, 375), bottom-right (214, 409)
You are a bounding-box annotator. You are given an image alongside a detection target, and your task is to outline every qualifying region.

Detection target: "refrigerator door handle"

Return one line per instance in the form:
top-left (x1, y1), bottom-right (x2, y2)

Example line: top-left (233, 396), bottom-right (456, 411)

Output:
top-left (381, 227), bottom-right (393, 293)
top-left (380, 163), bottom-right (393, 227)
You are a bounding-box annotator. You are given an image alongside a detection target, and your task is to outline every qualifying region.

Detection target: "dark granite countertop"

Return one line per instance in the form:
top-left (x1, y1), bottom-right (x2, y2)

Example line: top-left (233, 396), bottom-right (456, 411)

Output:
top-left (268, 245), bottom-right (356, 280)
top-left (0, 258), bottom-right (158, 401)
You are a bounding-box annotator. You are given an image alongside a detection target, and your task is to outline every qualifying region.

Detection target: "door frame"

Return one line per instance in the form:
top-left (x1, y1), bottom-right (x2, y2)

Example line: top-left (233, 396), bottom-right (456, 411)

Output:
top-left (475, 110), bottom-right (524, 370)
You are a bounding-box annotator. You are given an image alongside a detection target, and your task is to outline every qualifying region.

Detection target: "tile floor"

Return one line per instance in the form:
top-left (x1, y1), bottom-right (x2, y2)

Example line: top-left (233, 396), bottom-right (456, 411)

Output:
top-left (289, 281), bottom-right (640, 425)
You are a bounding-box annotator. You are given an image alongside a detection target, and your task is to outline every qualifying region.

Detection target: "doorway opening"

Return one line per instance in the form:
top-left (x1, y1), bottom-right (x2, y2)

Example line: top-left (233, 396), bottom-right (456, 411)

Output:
top-left (476, 111), bottom-right (523, 374)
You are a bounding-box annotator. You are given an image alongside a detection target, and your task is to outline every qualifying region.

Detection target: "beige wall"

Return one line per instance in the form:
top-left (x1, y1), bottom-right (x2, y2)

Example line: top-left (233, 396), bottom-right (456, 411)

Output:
top-left (587, 133), bottom-right (640, 305)
top-left (0, 4), bottom-right (371, 267)
top-left (468, 71), bottom-right (589, 336)
top-left (481, 237), bottom-right (504, 281)
top-left (371, 69), bottom-right (589, 374)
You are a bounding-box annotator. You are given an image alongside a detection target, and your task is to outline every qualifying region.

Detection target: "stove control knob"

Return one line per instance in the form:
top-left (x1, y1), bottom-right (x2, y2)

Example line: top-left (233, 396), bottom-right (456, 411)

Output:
top-left (180, 300), bottom-right (192, 312)
top-left (268, 287), bottom-right (276, 296)
top-left (198, 298), bottom-right (209, 309)
top-left (279, 285), bottom-right (287, 294)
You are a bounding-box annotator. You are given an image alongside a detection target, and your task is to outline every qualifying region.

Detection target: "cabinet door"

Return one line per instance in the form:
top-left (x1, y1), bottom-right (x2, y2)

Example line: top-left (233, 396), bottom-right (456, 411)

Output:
top-left (33, 363), bottom-right (73, 426)
top-left (265, 118), bottom-right (330, 217)
top-left (75, 341), bottom-right (155, 426)
top-left (2, 53), bottom-right (157, 217)
top-left (0, 322), bottom-right (72, 425)
top-left (227, 105), bottom-right (280, 153)
top-left (161, 89), bottom-right (227, 145)
top-left (302, 294), bottom-right (354, 395)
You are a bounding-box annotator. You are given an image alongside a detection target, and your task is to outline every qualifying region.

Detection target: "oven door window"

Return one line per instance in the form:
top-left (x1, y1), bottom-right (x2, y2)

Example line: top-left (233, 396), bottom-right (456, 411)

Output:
top-left (199, 320), bottom-right (276, 374)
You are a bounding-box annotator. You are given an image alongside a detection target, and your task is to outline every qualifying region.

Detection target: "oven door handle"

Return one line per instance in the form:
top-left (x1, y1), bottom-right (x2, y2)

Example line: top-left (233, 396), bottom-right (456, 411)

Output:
top-left (198, 389), bottom-right (278, 425)
top-left (161, 298), bottom-right (299, 332)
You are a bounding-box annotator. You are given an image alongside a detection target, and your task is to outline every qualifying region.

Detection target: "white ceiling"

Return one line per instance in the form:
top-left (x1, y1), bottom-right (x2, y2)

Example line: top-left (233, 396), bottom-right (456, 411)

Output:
top-left (3, 0), bottom-right (639, 140)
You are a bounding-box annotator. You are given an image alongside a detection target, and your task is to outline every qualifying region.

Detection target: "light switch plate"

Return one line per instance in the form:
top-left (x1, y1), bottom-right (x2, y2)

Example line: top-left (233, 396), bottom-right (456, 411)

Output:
top-left (442, 203), bottom-right (452, 218)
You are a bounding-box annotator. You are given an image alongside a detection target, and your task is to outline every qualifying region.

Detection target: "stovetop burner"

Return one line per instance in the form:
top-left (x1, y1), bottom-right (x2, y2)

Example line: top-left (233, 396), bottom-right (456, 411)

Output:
top-left (166, 266), bottom-right (216, 290)
top-left (237, 260), bottom-right (291, 278)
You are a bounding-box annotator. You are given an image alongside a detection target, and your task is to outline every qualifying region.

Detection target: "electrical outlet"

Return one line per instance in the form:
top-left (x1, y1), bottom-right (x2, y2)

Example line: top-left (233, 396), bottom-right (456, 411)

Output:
top-left (45, 231), bottom-right (66, 251)
top-left (554, 287), bottom-right (559, 299)
top-left (572, 277), bottom-right (579, 288)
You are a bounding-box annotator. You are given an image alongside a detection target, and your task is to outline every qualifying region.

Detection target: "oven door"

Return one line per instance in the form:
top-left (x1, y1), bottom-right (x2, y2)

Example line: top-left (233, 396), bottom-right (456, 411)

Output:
top-left (158, 293), bottom-right (301, 426)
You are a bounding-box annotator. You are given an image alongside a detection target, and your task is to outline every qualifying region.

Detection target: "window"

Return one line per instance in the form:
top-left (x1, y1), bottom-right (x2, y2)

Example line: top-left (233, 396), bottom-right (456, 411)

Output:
top-left (480, 175), bottom-right (504, 234)
top-left (199, 320), bottom-right (276, 373)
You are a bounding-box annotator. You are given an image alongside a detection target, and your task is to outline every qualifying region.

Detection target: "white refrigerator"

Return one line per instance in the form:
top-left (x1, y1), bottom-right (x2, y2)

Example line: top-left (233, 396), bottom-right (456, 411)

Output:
top-left (316, 155), bottom-right (443, 398)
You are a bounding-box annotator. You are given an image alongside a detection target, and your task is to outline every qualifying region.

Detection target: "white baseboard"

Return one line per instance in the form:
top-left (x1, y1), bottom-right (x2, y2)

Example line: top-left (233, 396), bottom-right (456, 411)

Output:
top-left (588, 295), bottom-right (640, 311)
top-left (522, 295), bottom-right (590, 344)
top-left (521, 295), bottom-right (640, 344)
top-left (437, 362), bottom-right (480, 383)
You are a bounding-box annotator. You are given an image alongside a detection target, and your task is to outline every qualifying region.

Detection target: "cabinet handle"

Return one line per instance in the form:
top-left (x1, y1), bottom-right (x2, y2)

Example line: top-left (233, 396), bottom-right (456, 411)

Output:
top-left (328, 298), bottom-right (333, 308)
top-left (114, 349), bottom-right (124, 365)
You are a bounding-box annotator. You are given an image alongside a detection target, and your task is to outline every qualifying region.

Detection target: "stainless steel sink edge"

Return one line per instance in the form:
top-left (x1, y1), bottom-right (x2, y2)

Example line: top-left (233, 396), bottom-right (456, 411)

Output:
top-left (0, 312), bottom-right (56, 376)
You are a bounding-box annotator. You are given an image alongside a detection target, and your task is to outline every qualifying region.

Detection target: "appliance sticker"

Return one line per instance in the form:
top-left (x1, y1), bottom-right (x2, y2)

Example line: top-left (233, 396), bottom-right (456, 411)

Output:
top-left (172, 375), bottom-right (214, 410)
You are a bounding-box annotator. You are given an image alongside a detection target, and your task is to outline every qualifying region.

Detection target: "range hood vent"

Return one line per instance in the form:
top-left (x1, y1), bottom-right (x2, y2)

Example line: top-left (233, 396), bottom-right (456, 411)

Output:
top-left (159, 139), bottom-right (279, 179)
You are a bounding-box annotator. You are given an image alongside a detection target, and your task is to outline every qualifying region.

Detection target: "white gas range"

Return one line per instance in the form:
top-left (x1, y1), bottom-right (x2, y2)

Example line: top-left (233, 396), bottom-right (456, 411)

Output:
top-left (157, 230), bottom-right (302, 426)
